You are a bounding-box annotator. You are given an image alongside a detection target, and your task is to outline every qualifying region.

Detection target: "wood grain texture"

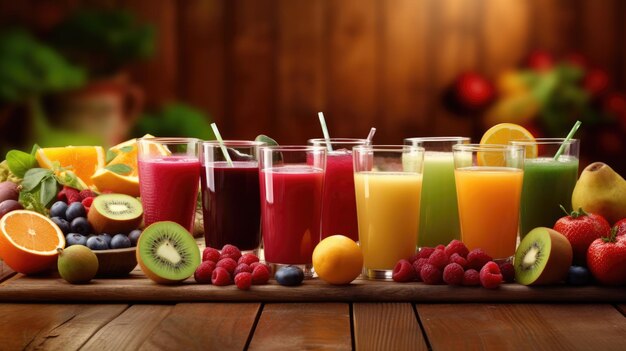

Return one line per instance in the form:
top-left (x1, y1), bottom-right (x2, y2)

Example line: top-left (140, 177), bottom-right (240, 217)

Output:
top-left (248, 303), bottom-right (351, 350)
top-left (353, 303), bottom-right (427, 351)
top-left (530, 0), bottom-right (578, 54)
top-left (80, 305), bottom-right (173, 350)
top-left (138, 303), bottom-right (261, 350)
top-left (417, 304), bottom-right (626, 350)
top-left (0, 260), bottom-right (15, 283)
top-left (0, 304), bottom-right (127, 351)
top-left (2, 274), bottom-right (626, 303)
top-left (580, 0), bottom-right (618, 75)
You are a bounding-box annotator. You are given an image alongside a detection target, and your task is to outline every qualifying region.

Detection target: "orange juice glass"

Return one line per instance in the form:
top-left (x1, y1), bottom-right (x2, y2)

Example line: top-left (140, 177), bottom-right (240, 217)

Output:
top-left (453, 144), bottom-right (524, 261)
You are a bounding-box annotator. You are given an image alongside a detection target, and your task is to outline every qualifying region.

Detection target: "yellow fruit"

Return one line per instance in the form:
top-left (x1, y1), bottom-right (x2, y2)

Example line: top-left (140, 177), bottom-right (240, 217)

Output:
top-left (479, 123), bottom-right (536, 166)
top-left (36, 146), bottom-right (105, 187)
top-left (90, 169), bottom-right (140, 197)
top-left (312, 235), bottom-right (363, 285)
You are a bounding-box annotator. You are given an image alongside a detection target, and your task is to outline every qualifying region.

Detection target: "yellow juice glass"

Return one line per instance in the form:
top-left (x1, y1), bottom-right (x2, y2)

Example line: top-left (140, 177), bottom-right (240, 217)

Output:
top-left (453, 144), bottom-right (524, 261)
top-left (353, 145), bottom-right (424, 280)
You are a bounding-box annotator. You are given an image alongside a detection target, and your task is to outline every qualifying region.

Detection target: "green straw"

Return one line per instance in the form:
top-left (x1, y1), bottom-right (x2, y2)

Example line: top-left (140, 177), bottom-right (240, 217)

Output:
top-left (210, 123), bottom-right (233, 167)
top-left (318, 112), bottom-right (333, 152)
top-left (553, 120), bottom-right (581, 160)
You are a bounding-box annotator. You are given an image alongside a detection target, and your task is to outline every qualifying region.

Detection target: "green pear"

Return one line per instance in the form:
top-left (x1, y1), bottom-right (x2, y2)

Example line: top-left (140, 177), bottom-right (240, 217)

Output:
top-left (572, 162), bottom-right (626, 224)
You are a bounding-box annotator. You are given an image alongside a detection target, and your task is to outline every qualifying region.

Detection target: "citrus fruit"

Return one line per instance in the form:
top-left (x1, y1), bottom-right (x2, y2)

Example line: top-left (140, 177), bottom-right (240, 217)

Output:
top-left (312, 235), bottom-right (363, 285)
top-left (36, 146), bottom-right (105, 187)
top-left (479, 123), bottom-right (536, 166)
top-left (0, 210), bottom-right (66, 274)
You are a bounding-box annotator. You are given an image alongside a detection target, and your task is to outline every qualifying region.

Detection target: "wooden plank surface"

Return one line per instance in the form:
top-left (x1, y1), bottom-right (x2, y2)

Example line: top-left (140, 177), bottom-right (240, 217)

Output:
top-left (417, 304), bottom-right (626, 350)
top-left (138, 303), bottom-right (261, 350)
top-left (353, 303), bottom-right (428, 351)
top-left (0, 260), bottom-right (15, 283)
top-left (0, 304), bottom-right (127, 351)
top-left (248, 303), bottom-right (352, 350)
top-left (1, 273), bottom-right (625, 303)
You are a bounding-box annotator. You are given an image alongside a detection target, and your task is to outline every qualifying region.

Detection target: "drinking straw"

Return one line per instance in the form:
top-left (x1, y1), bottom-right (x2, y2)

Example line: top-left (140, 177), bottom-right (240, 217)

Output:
top-left (366, 127), bottom-right (377, 144)
top-left (210, 123), bottom-right (233, 167)
top-left (318, 112), bottom-right (333, 152)
top-left (553, 120), bottom-right (582, 160)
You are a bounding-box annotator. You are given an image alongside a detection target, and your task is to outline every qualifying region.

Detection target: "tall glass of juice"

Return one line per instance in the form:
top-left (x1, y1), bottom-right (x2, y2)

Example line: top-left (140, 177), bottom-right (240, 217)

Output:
top-left (453, 144), bottom-right (524, 261)
top-left (259, 145), bottom-right (326, 277)
top-left (138, 138), bottom-right (200, 234)
top-left (308, 138), bottom-right (369, 241)
top-left (404, 137), bottom-right (470, 247)
top-left (200, 140), bottom-right (265, 252)
top-left (353, 145), bottom-right (424, 280)
top-left (511, 138), bottom-right (579, 238)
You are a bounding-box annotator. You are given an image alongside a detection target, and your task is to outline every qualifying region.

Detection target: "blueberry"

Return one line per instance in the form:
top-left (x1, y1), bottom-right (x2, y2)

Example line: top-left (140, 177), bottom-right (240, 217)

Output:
top-left (51, 217), bottom-right (70, 234)
top-left (275, 265), bottom-right (304, 286)
top-left (110, 234), bottom-right (131, 249)
top-left (100, 233), bottom-right (112, 247)
top-left (50, 201), bottom-right (68, 219)
top-left (65, 233), bottom-right (87, 247)
top-left (86, 236), bottom-right (109, 250)
top-left (65, 202), bottom-right (86, 222)
top-left (70, 217), bottom-right (92, 236)
top-left (128, 229), bottom-right (142, 246)
top-left (567, 266), bottom-right (590, 286)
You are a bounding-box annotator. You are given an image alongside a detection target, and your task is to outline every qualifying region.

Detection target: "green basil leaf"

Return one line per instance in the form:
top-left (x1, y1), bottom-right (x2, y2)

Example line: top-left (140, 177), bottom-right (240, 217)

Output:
top-left (5, 150), bottom-right (38, 178)
top-left (30, 144), bottom-right (41, 157)
top-left (22, 168), bottom-right (53, 191)
top-left (54, 170), bottom-right (85, 191)
top-left (106, 149), bottom-right (118, 163)
top-left (40, 176), bottom-right (58, 206)
top-left (105, 164), bottom-right (132, 175)
top-left (119, 146), bottom-right (134, 153)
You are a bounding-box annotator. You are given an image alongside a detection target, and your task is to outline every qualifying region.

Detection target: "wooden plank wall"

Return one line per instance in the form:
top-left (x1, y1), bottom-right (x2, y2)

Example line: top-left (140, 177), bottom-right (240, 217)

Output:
top-left (1, 0), bottom-right (625, 144)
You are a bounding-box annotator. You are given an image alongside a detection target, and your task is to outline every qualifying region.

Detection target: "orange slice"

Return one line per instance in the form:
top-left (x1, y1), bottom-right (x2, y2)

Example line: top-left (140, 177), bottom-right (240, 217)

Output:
top-left (479, 123), bottom-right (536, 166)
top-left (0, 210), bottom-right (65, 274)
top-left (36, 146), bottom-right (105, 187)
top-left (91, 169), bottom-right (140, 197)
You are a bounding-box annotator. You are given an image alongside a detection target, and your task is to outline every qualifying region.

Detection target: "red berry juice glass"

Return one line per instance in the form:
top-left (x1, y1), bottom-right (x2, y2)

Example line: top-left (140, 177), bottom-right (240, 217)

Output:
top-left (308, 138), bottom-right (369, 241)
top-left (259, 145), bottom-right (326, 278)
top-left (137, 138), bottom-right (201, 234)
top-left (199, 140), bottom-right (265, 253)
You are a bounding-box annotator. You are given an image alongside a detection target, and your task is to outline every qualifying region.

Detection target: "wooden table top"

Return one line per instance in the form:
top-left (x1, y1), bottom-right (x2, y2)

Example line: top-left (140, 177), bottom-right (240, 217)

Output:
top-left (2, 265), bottom-right (626, 350)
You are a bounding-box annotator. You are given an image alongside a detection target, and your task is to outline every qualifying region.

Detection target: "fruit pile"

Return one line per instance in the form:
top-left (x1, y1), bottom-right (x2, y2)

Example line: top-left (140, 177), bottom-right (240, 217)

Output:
top-left (196, 245), bottom-right (270, 290)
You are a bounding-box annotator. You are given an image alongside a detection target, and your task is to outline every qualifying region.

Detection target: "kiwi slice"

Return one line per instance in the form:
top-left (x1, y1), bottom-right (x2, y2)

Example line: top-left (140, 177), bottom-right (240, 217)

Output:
top-left (514, 227), bottom-right (573, 285)
top-left (136, 221), bottom-right (200, 284)
top-left (88, 194), bottom-right (143, 234)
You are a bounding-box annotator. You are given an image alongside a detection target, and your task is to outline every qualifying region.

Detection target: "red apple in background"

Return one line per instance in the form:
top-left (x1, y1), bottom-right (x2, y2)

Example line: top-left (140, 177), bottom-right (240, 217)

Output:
top-left (525, 50), bottom-right (554, 71)
top-left (583, 67), bottom-right (610, 99)
top-left (451, 72), bottom-right (495, 112)
top-left (562, 52), bottom-right (589, 71)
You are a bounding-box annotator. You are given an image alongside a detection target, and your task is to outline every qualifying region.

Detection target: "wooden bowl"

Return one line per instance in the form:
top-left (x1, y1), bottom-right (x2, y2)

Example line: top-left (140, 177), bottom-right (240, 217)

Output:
top-left (93, 247), bottom-right (137, 277)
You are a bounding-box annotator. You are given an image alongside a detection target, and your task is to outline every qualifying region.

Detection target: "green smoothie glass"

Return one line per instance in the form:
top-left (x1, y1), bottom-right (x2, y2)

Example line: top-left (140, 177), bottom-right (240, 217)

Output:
top-left (511, 138), bottom-right (579, 238)
top-left (404, 137), bottom-right (470, 247)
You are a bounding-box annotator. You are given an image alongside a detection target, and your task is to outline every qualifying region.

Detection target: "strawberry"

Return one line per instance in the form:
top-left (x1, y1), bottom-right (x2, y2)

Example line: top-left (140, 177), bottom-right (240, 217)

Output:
top-left (553, 207), bottom-right (611, 266)
top-left (586, 229), bottom-right (626, 285)
top-left (614, 219), bottom-right (626, 237)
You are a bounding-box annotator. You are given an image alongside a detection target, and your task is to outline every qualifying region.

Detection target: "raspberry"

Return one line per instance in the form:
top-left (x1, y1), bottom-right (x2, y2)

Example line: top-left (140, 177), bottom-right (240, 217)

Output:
top-left (251, 264), bottom-right (270, 285)
top-left (81, 197), bottom-right (94, 213)
top-left (462, 269), bottom-right (480, 286)
top-left (216, 258), bottom-right (237, 275)
top-left (467, 249), bottom-right (493, 270)
top-left (420, 263), bottom-right (443, 285)
top-left (79, 189), bottom-right (98, 200)
top-left (435, 244), bottom-right (446, 251)
top-left (417, 247), bottom-right (435, 259)
top-left (479, 261), bottom-right (502, 289)
top-left (234, 263), bottom-right (252, 276)
top-left (220, 244), bottom-right (242, 261)
top-left (234, 272), bottom-right (252, 290)
top-left (499, 262), bottom-right (515, 283)
top-left (63, 186), bottom-right (81, 204)
top-left (408, 251), bottom-right (421, 263)
top-left (238, 253), bottom-right (260, 265)
top-left (250, 262), bottom-right (270, 271)
top-left (443, 263), bottom-right (464, 285)
top-left (202, 247), bottom-right (221, 263)
top-left (444, 239), bottom-right (469, 258)
top-left (412, 258), bottom-right (428, 282)
top-left (211, 267), bottom-right (231, 286)
top-left (392, 259), bottom-right (417, 282)
top-left (194, 261), bottom-right (216, 284)
top-left (448, 253), bottom-right (467, 268)
top-left (427, 249), bottom-right (448, 269)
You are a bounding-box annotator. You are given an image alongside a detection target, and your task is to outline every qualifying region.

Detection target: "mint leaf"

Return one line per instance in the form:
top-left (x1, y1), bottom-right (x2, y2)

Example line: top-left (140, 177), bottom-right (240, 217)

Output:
top-left (6, 150), bottom-right (38, 178)
top-left (105, 164), bottom-right (132, 175)
top-left (106, 149), bottom-right (118, 163)
top-left (255, 134), bottom-right (279, 146)
top-left (119, 146), bottom-right (134, 153)
top-left (40, 176), bottom-right (58, 206)
top-left (54, 170), bottom-right (85, 190)
top-left (19, 191), bottom-right (47, 215)
top-left (21, 168), bottom-right (53, 191)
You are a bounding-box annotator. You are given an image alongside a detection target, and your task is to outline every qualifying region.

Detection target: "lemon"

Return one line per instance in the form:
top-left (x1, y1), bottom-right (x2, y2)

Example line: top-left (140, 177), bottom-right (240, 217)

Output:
top-left (312, 235), bottom-right (363, 285)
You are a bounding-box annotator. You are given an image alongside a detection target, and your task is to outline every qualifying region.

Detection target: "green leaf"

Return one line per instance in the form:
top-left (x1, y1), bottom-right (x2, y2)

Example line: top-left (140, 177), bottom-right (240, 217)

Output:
top-left (40, 176), bottom-right (58, 206)
top-left (119, 145), bottom-right (134, 153)
top-left (105, 164), bottom-right (132, 175)
top-left (255, 134), bottom-right (279, 146)
top-left (30, 144), bottom-right (41, 156)
top-left (21, 168), bottom-right (53, 191)
top-left (106, 149), bottom-right (118, 163)
top-left (54, 170), bottom-right (85, 190)
top-left (18, 191), bottom-right (47, 215)
top-left (5, 149), bottom-right (38, 178)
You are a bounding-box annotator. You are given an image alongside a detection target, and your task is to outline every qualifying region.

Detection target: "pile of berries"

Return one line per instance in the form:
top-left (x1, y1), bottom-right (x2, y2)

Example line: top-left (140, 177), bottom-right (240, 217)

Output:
top-left (392, 240), bottom-right (514, 289)
top-left (195, 244), bottom-right (270, 290)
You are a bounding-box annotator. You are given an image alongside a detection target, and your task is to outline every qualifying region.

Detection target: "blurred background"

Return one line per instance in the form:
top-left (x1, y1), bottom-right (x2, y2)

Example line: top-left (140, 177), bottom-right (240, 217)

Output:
top-left (0, 0), bottom-right (625, 174)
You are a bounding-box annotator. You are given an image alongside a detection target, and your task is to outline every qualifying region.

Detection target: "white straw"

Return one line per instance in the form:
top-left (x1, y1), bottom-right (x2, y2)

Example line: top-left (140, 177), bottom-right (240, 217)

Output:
top-left (210, 123), bottom-right (233, 167)
top-left (317, 112), bottom-right (333, 152)
top-left (366, 127), bottom-right (376, 144)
